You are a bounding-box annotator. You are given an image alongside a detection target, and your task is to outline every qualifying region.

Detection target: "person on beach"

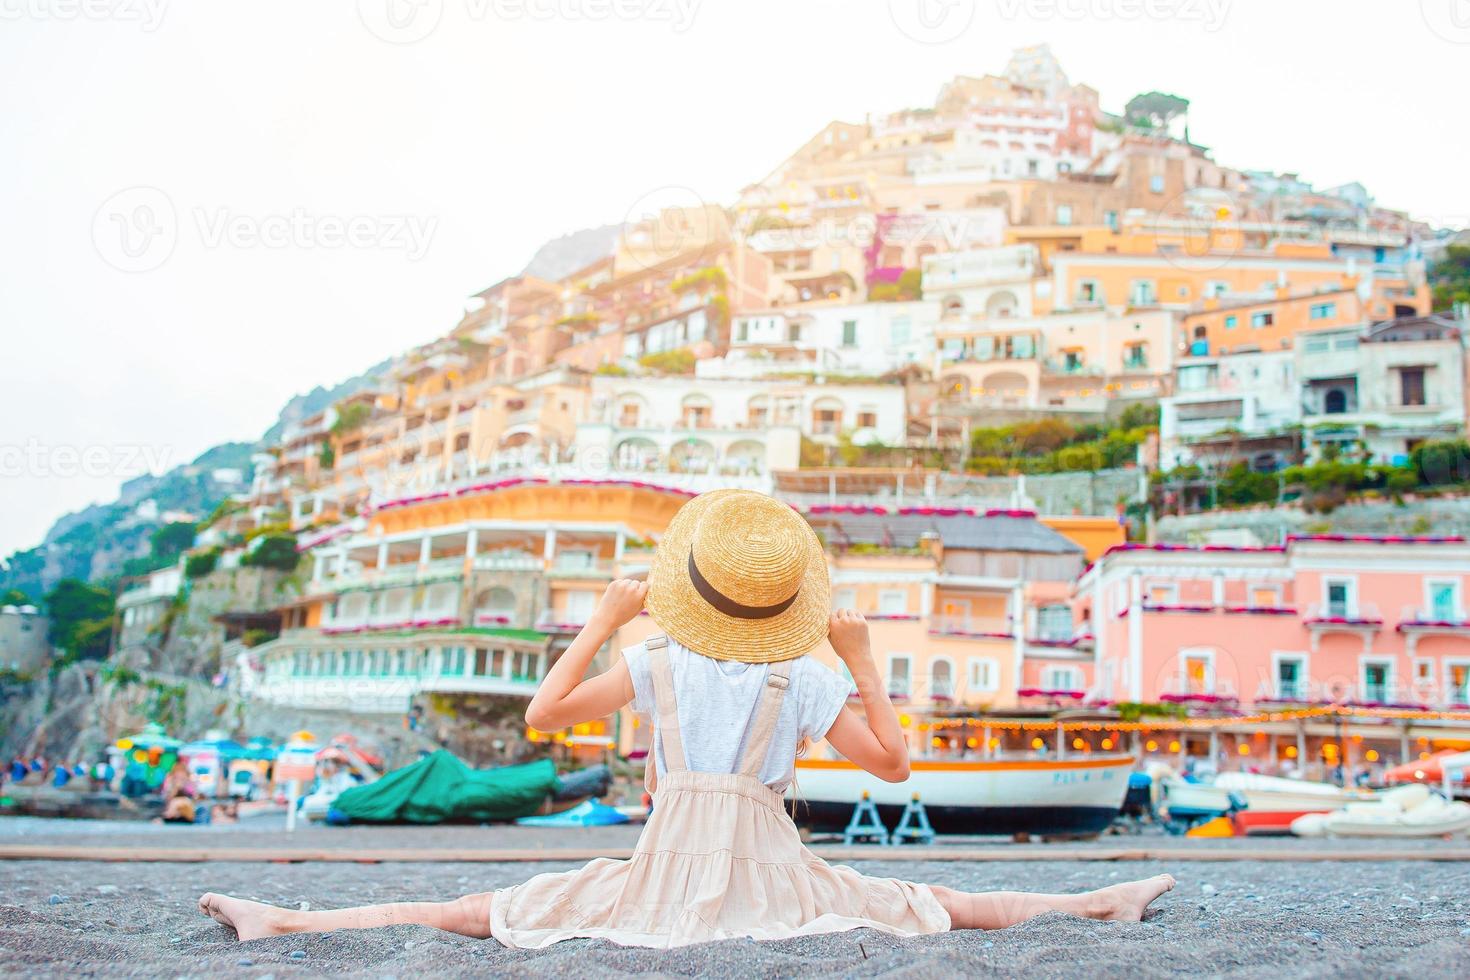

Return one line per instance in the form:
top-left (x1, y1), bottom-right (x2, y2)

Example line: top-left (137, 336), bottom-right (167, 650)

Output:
top-left (199, 489), bottom-right (1174, 946)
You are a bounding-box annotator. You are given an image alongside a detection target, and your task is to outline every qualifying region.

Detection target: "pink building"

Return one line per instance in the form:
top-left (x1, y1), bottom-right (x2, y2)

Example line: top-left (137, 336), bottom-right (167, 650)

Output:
top-left (1081, 536), bottom-right (1470, 711)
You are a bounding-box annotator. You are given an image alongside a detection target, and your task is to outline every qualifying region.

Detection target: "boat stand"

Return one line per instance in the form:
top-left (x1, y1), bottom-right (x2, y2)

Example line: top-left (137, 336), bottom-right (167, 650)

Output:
top-left (890, 793), bottom-right (935, 846)
top-left (842, 791), bottom-right (890, 845)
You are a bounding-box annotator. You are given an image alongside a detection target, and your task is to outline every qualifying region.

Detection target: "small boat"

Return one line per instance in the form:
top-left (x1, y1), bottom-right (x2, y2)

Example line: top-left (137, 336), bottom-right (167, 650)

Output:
top-left (1160, 769), bottom-right (1374, 832)
top-left (1291, 783), bottom-right (1470, 838)
top-left (788, 755), bottom-right (1134, 837)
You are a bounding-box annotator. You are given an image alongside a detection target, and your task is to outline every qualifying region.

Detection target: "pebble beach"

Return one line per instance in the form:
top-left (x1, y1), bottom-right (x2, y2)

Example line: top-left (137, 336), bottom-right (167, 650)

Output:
top-left (2, 817), bottom-right (1468, 978)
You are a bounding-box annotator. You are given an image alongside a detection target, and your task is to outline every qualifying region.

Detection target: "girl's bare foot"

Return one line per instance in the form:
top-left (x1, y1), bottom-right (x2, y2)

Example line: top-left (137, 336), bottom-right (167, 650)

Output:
top-left (198, 892), bottom-right (303, 941)
top-left (1085, 874), bottom-right (1176, 921)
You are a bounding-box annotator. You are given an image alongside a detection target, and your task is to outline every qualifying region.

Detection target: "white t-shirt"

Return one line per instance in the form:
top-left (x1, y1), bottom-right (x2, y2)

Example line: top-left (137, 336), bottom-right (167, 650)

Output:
top-left (623, 639), bottom-right (852, 792)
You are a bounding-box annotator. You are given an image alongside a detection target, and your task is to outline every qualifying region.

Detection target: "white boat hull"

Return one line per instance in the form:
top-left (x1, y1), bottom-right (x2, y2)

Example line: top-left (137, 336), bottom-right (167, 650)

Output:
top-left (789, 755), bottom-right (1134, 837)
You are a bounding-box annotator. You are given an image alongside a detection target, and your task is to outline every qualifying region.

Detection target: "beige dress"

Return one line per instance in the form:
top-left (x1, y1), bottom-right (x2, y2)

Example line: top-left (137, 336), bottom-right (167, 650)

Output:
top-left (490, 645), bottom-right (951, 948)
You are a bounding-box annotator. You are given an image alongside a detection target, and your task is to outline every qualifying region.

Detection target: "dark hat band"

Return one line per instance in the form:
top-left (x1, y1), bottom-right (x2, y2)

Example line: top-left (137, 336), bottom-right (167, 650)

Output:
top-left (688, 553), bottom-right (800, 620)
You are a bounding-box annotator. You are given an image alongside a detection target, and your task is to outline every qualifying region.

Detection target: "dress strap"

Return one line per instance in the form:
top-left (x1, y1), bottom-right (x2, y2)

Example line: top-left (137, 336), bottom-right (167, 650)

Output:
top-left (646, 637), bottom-right (686, 772)
top-left (737, 659), bottom-right (794, 777)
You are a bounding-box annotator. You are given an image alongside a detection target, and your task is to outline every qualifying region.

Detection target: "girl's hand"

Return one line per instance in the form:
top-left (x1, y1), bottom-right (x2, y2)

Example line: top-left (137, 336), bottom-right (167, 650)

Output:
top-left (592, 578), bottom-right (649, 630)
top-left (828, 609), bottom-right (872, 668)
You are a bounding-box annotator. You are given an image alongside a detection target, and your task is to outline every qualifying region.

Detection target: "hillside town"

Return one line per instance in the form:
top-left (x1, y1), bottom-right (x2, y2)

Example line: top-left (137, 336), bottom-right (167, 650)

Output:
top-left (5, 44), bottom-right (1470, 799)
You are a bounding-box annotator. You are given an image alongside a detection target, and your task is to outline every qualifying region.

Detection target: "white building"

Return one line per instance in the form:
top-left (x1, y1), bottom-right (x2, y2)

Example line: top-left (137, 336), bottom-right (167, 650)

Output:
top-left (713, 299), bottom-right (940, 379)
top-left (1159, 348), bottom-right (1298, 470)
top-left (0, 604), bottom-right (49, 673)
top-left (922, 244), bottom-right (1039, 323)
top-left (573, 375), bottom-right (909, 477)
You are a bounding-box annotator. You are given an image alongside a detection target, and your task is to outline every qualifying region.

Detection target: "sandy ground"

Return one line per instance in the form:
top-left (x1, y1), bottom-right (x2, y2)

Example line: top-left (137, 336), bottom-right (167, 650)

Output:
top-left (1, 853), bottom-right (1468, 978)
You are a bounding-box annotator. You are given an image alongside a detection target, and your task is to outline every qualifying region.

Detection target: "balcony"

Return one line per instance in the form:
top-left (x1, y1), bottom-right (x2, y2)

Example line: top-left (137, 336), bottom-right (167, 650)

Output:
top-left (1303, 602), bottom-right (1383, 651)
top-left (547, 557), bottom-right (616, 579)
top-left (473, 554), bottom-right (543, 572)
top-left (927, 615), bottom-right (1013, 640)
top-left (1397, 606), bottom-right (1470, 655)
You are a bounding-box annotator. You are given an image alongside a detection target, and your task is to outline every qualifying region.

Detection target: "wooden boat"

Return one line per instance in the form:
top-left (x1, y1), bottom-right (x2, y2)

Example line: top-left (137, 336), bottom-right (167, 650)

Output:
top-left (788, 755), bottom-right (1134, 837)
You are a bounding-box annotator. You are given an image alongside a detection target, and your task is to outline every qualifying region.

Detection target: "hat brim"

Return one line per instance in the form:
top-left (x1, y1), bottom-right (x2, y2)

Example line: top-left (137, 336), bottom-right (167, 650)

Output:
top-left (645, 489), bottom-right (831, 663)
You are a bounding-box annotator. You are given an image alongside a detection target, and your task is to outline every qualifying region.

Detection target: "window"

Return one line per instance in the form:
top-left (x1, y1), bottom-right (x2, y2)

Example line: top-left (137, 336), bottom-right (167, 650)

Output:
top-left (931, 659), bottom-right (954, 698)
top-left (1149, 175), bottom-right (1165, 193)
top-left (1205, 281), bottom-right (1229, 298)
top-left (889, 317), bottom-right (911, 346)
top-left (735, 319), bottom-right (749, 342)
top-left (1181, 650), bottom-right (1213, 694)
top-left (1123, 342), bottom-right (1148, 369)
top-left (1274, 654), bottom-right (1306, 700)
top-left (1323, 388), bottom-right (1348, 414)
top-left (841, 320), bottom-right (858, 346)
top-left (1428, 581), bottom-right (1461, 621)
top-left (1309, 302), bottom-right (1336, 320)
top-left (1250, 311), bottom-right (1274, 329)
top-left (1043, 666), bottom-right (1082, 691)
top-left (1224, 315), bottom-right (1238, 330)
top-left (1400, 367), bottom-right (1426, 407)
top-left (564, 590), bottom-right (596, 624)
top-left (968, 657), bottom-right (999, 693)
top-left (1056, 204), bottom-right (1073, 225)
top-left (832, 587), bottom-right (856, 610)
top-left (887, 655), bottom-right (912, 697)
top-left (879, 590), bottom-right (907, 616)
top-left (1325, 580), bottom-right (1353, 618)
top-left (1076, 280), bottom-right (1099, 304)
top-left (1361, 660), bottom-right (1392, 703)
top-left (1104, 210), bottom-right (1118, 230)
top-left (1450, 663), bottom-right (1470, 704)
top-left (857, 410), bottom-right (877, 428)
top-left (1129, 280), bottom-right (1156, 306)
top-left (1036, 604), bottom-right (1073, 641)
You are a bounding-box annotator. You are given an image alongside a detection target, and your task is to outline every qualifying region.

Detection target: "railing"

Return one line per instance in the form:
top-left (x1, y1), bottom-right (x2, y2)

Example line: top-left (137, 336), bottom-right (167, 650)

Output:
top-left (1303, 602), bottom-right (1383, 625)
top-left (927, 615), bottom-right (1014, 638)
top-left (474, 554), bottom-right (543, 572)
top-left (547, 557), bottom-right (616, 578)
top-left (1399, 606), bottom-right (1470, 628)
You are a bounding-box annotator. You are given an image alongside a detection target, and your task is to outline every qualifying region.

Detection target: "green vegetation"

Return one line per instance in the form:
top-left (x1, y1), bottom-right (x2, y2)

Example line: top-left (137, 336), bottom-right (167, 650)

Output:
top-left (638, 349), bottom-right (696, 375)
top-left (184, 547), bottom-right (222, 579)
top-left (669, 266), bottom-right (727, 294)
top-left (241, 534), bottom-right (301, 572)
top-left (1429, 243), bottom-right (1470, 310)
top-left (1125, 91), bottom-right (1189, 131)
top-left (967, 415), bottom-right (1153, 475)
top-left (330, 401), bottom-right (372, 435)
top-left (1113, 701), bottom-right (1190, 723)
top-left (594, 362), bottom-right (629, 376)
top-left (1155, 439), bottom-right (1470, 514)
top-left (241, 627), bottom-right (275, 648)
top-left (867, 268), bottom-right (922, 302)
top-left (554, 312), bottom-right (599, 329)
top-left (2, 588), bottom-right (30, 607)
top-left (43, 578), bottom-right (115, 661)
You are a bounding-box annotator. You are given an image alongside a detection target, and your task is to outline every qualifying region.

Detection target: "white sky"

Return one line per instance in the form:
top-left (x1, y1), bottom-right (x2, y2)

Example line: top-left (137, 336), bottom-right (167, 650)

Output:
top-left (2, 0), bottom-right (1467, 558)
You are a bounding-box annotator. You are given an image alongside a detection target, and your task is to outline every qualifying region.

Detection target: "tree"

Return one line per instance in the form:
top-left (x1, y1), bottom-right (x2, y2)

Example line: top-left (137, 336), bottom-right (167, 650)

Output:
top-left (44, 578), bottom-right (116, 660)
top-left (1429, 243), bottom-right (1470, 311)
top-left (184, 547), bottom-right (221, 579)
top-left (150, 521), bottom-right (197, 561)
top-left (1412, 439), bottom-right (1470, 486)
top-left (241, 534), bottom-right (301, 572)
top-left (1125, 91), bottom-right (1189, 131)
top-left (2, 588), bottom-right (30, 607)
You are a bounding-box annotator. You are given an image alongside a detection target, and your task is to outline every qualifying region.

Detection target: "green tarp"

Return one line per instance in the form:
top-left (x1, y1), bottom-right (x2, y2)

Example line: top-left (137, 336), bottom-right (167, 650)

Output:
top-left (331, 750), bottom-right (560, 824)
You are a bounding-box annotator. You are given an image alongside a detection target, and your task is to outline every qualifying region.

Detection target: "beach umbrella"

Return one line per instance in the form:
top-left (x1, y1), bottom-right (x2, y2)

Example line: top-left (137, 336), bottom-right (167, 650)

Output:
top-left (1383, 748), bottom-right (1463, 784)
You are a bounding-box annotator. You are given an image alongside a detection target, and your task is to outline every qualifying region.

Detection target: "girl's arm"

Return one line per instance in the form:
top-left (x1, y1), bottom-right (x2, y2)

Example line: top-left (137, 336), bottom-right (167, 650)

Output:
top-left (821, 610), bottom-right (911, 782)
top-left (524, 579), bottom-right (646, 732)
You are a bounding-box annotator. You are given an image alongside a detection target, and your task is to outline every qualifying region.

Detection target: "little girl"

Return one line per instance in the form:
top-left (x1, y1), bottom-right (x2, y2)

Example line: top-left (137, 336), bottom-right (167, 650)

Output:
top-left (200, 489), bottom-right (1173, 945)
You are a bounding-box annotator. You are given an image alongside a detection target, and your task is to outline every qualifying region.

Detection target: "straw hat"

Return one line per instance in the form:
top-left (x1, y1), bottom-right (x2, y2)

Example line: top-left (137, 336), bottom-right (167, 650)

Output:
top-left (645, 489), bottom-right (830, 663)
